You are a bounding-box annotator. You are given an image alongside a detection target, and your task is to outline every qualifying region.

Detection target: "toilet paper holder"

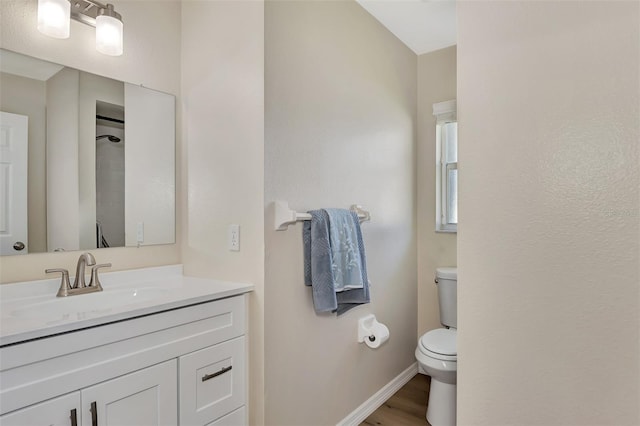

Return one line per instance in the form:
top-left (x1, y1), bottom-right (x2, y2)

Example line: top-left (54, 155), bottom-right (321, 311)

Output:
top-left (358, 314), bottom-right (382, 343)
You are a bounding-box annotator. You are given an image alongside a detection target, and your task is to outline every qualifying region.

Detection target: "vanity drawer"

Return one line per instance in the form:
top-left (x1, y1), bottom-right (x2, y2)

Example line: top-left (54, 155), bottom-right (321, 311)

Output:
top-left (179, 337), bottom-right (246, 426)
top-left (206, 406), bottom-right (245, 426)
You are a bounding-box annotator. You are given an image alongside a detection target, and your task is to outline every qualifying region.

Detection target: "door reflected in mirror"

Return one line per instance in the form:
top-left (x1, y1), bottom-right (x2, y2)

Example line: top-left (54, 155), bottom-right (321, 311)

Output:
top-left (0, 49), bottom-right (175, 256)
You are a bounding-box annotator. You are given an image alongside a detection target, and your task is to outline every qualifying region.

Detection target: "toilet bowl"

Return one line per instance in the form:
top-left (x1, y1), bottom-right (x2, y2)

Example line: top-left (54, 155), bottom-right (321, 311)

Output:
top-left (415, 266), bottom-right (458, 426)
top-left (415, 328), bottom-right (457, 426)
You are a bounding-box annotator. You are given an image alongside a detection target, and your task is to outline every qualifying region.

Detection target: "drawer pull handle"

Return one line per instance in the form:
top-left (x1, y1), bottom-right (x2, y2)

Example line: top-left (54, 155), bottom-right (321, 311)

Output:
top-left (90, 401), bottom-right (98, 426)
top-left (202, 366), bottom-right (233, 382)
top-left (70, 408), bottom-right (78, 426)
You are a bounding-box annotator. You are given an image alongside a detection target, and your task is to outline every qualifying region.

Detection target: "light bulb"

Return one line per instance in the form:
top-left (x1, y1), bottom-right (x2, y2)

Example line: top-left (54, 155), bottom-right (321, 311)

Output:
top-left (37, 0), bottom-right (70, 39)
top-left (96, 14), bottom-right (123, 56)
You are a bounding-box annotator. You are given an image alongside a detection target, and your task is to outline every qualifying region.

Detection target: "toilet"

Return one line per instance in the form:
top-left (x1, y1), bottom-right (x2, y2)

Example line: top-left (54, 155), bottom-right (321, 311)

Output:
top-left (415, 267), bottom-right (457, 426)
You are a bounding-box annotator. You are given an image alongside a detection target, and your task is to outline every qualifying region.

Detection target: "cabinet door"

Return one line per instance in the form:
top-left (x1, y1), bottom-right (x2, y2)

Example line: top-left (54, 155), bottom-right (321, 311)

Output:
top-left (81, 360), bottom-right (177, 426)
top-left (0, 392), bottom-right (80, 426)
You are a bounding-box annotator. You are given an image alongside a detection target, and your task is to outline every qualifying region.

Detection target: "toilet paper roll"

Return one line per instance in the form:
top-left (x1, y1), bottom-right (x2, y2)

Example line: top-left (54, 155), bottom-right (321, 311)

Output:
top-left (364, 322), bottom-right (390, 349)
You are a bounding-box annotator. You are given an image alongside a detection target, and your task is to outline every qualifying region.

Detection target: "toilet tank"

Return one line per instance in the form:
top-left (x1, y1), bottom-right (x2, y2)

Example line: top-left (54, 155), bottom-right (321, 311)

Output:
top-left (435, 267), bottom-right (457, 328)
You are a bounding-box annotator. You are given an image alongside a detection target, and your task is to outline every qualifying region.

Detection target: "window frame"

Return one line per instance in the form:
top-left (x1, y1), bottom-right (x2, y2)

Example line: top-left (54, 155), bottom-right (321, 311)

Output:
top-left (433, 100), bottom-right (457, 233)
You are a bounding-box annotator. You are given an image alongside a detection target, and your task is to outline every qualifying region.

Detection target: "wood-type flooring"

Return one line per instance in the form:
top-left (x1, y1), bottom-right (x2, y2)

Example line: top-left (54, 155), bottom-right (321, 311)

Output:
top-left (360, 374), bottom-right (431, 426)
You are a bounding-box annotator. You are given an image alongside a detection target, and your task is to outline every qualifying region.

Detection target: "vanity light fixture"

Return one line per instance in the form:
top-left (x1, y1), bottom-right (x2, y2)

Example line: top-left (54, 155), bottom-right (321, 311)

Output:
top-left (37, 0), bottom-right (124, 56)
top-left (37, 0), bottom-right (71, 39)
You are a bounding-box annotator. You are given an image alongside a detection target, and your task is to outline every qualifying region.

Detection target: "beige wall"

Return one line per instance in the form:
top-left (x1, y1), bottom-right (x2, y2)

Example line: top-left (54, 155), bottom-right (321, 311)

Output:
top-left (264, 1), bottom-right (416, 424)
top-left (458, 2), bottom-right (639, 425)
top-left (0, 72), bottom-right (47, 253)
top-left (0, 0), bottom-right (180, 95)
top-left (417, 46), bottom-right (457, 338)
top-left (0, 0), bottom-right (181, 282)
top-left (2, 0), bottom-right (266, 420)
top-left (180, 1), bottom-right (265, 424)
top-left (124, 84), bottom-right (176, 247)
top-left (46, 67), bottom-right (81, 252)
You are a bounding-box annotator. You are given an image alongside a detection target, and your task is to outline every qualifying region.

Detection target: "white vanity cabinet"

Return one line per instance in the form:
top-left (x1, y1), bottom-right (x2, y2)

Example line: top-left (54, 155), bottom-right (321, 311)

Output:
top-left (2, 361), bottom-right (178, 426)
top-left (0, 293), bottom-right (248, 426)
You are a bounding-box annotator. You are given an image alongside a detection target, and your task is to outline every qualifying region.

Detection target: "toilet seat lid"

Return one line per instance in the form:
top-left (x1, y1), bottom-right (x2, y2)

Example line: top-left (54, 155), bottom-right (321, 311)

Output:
top-left (420, 328), bottom-right (456, 357)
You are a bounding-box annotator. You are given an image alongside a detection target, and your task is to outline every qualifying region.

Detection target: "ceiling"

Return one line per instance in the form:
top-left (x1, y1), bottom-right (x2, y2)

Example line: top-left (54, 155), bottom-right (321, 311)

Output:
top-left (356, 0), bottom-right (457, 55)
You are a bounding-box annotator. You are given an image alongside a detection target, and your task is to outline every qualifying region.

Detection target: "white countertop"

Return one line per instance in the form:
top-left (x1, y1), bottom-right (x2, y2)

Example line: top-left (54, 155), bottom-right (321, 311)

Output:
top-left (0, 265), bottom-right (253, 346)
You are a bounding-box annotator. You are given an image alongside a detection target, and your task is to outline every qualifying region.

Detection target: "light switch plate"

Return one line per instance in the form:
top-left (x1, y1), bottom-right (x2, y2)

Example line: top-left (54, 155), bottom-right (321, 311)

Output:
top-left (136, 222), bottom-right (144, 243)
top-left (228, 225), bottom-right (240, 251)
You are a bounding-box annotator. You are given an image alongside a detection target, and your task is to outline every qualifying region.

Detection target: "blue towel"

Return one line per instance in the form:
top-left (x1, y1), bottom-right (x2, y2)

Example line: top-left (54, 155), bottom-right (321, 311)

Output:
top-left (325, 208), bottom-right (365, 291)
top-left (303, 209), bottom-right (370, 315)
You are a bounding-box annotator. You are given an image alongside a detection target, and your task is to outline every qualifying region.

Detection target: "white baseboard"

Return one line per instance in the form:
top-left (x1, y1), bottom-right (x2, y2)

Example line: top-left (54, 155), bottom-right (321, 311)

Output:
top-left (336, 362), bottom-right (418, 426)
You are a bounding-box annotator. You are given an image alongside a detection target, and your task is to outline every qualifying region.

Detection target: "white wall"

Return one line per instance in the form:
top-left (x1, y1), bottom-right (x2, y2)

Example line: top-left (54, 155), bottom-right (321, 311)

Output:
top-left (0, 72), bottom-right (47, 253)
top-left (417, 46), bottom-right (457, 337)
top-left (264, 1), bottom-right (417, 424)
top-left (457, 2), bottom-right (639, 424)
top-left (0, 0), bottom-right (181, 282)
top-left (180, 1), bottom-right (265, 424)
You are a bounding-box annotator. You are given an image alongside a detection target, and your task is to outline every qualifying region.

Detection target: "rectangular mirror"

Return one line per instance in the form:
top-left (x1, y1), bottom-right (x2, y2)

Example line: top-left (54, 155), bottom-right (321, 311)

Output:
top-left (0, 49), bottom-right (175, 255)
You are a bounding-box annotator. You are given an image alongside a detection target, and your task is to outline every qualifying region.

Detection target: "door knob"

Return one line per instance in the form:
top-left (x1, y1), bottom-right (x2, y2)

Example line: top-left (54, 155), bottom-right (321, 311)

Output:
top-left (13, 241), bottom-right (25, 251)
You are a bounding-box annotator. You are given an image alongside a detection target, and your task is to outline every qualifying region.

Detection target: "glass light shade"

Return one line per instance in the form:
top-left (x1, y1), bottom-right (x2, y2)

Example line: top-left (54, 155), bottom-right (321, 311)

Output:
top-left (95, 15), bottom-right (123, 56)
top-left (37, 0), bottom-right (70, 39)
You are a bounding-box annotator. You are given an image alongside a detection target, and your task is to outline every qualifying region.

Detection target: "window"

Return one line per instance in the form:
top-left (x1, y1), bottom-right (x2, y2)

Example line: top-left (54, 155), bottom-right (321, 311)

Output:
top-left (434, 100), bottom-right (457, 232)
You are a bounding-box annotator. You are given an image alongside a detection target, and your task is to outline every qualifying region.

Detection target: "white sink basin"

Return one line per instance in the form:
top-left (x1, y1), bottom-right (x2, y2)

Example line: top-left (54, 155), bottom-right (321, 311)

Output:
top-left (0, 265), bottom-right (254, 346)
top-left (9, 287), bottom-right (171, 320)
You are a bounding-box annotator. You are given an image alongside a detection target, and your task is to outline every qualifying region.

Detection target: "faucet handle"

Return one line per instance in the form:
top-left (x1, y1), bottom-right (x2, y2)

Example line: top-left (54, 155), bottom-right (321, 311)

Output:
top-left (46, 267), bottom-right (69, 277)
top-left (89, 263), bottom-right (111, 290)
top-left (46, 268), bottom-right (72, 297)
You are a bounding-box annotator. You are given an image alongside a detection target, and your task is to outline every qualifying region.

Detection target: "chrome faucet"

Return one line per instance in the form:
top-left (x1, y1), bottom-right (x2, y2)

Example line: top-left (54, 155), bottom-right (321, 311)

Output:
top-left (73, 252), bottom-right (96, 289)
top-left (46, 252), bottom-right (111, 297)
